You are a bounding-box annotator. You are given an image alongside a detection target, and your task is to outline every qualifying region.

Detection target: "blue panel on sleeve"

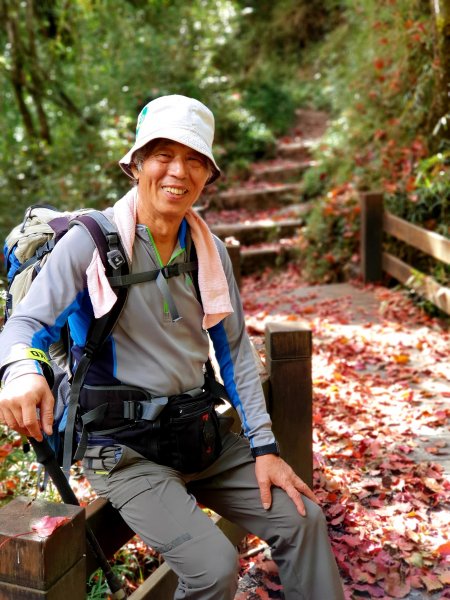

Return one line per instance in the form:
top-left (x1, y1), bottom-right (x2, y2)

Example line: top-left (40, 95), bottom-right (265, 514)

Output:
top-left (208, 321), bottom-right (252, 445)
top-left (31, 289), bottom-right (88, 350)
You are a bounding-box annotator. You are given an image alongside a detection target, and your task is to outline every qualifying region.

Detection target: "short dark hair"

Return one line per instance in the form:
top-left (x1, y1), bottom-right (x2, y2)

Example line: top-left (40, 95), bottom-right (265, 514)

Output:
top-left (130, 138), bottom-right (214, 182)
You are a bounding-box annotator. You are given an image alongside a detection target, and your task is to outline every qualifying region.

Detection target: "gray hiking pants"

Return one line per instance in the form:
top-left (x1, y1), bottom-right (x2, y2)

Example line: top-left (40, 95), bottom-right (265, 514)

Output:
top-left (84, 432), bottom-right (344, 600)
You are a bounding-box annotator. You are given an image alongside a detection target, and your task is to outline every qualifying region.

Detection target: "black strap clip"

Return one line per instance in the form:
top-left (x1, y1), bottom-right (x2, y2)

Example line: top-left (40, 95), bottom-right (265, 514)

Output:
top-left (107, 249), bottom-right (125, 270)
top-left (160, 264), bottom-right (180, 279)
top-left (106, 232), bottom-right (126, 270)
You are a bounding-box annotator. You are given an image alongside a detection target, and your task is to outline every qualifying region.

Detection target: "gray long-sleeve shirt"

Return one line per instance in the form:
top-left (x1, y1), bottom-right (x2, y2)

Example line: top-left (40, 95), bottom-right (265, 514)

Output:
top-left (0, 211), bottom-right (276, 451)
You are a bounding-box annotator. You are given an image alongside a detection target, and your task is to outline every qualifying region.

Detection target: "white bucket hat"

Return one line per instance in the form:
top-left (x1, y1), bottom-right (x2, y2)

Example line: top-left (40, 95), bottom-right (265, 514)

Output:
top-left (119, 94), bottom-right (221, 184)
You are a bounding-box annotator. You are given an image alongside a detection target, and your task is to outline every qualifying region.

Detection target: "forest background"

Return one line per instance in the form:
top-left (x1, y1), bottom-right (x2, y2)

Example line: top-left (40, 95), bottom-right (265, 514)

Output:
top-left (1, 1), bottom-right (450, 596)
top-left (0, 0), bottom-right (449, 290)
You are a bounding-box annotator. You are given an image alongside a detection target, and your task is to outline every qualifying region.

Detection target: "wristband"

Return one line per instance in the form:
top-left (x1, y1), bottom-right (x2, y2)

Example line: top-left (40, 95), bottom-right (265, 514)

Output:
top-left (0, 348), bottom-right (54, 388)
top-left (251, 442), bottom-right (280, 459)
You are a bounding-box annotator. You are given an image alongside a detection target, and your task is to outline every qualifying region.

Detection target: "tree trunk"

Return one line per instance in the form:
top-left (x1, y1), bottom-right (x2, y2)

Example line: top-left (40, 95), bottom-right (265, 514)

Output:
top-left (24, 0), bottom-right (52, 143)
top-left (1, 0), bottom-right (53, 143)
top-left (2, 1), bottom-right (37, 139)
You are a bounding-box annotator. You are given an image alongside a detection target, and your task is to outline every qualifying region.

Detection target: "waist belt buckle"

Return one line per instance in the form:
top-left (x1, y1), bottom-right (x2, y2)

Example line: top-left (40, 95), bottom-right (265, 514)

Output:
top-left (123, 400), bottom-right (142, 420)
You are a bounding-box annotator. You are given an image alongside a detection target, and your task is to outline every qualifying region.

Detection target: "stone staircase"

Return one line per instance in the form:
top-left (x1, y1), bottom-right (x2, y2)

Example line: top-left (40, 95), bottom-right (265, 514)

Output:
top-left (201, 109), bottom-right (328, 275)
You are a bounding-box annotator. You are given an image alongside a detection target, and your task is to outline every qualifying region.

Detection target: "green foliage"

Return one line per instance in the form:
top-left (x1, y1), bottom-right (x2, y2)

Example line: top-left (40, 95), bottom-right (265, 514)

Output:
top-left (302, 164), bottom-right (329, 200)
top-left (87, 542), bottom-right (160, 599)
top-left (301, 184), bottom-right (360, 282)
top-left (87, 566), bottom-right (128, 600)
top-left (1, 0), bottom-right (331, 246)
top-left (0, 428), bottom-right (38, 506)
top-left (297, 0), bottom-right (449, 283)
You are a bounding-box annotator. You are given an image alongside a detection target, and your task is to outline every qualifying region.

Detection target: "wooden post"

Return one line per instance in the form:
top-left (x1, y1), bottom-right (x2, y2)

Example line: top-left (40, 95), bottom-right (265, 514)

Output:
top-left (265, 322), bottom-right (313, 487)
top-left (226, 240), bottom-right (241, 290)
top-left (0, 496), bottom-right (86, 599)
top-left (360, 191), bottom-right (384, 282)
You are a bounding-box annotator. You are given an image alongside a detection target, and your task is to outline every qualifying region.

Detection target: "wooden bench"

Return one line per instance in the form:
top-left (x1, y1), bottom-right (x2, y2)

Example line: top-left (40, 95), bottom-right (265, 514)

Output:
top-left (0, 321), bottom-right (313, 599)
top-left (360, 191), bottom-right (450, 315)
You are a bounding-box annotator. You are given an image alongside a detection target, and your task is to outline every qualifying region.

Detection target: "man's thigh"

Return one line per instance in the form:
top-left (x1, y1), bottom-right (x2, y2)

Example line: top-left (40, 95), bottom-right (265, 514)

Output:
top-left (188, 432), bottom-right (314, 541)
top-left (85, 445), bottom-right (225, 555)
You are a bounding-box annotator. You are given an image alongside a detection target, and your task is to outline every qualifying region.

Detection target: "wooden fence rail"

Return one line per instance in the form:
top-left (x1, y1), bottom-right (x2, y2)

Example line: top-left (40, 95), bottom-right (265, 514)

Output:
top-left (360, 192), bottom-right (450, 314)
top-left (0, 322), bottom-right (312, 599)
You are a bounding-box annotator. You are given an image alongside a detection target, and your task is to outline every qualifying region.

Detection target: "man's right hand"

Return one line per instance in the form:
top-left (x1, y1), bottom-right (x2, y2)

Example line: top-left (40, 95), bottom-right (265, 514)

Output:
top-left (0, 374), bottom-right (54, 441)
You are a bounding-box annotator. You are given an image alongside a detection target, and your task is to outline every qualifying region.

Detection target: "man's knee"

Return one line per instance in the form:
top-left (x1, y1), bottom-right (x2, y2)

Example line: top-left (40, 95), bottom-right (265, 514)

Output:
top-left (270, 493), bottom-right (328, 546)
top-left (201, 536), bottom-right (239, 593)
top-left (302, 497), bottom-right (327, 530)
top-left (173, 531), bottom-right (239, 598)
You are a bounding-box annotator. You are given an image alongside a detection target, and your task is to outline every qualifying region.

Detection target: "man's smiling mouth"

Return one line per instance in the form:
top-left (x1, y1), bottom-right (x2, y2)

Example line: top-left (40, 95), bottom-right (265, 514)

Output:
top-left (162, 186), bottom-right (188, 195)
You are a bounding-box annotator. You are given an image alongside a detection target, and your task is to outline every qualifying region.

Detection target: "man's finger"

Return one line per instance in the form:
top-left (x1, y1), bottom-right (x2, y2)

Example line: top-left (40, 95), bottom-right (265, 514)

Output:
top-left (296, 481), bottom-right (319, 506)
top-left (258, 480), bottom-right (272, 510)
top-left (286, 485), bottom-right (306, 516)
top-left (291, 475), bottom-right (320, 506)
top-left (1, 406), bottom-right (18, 430)
top-left (22, 403), bottom-right (43, 441)
top-left (39, 391), bottom-right (55, 436)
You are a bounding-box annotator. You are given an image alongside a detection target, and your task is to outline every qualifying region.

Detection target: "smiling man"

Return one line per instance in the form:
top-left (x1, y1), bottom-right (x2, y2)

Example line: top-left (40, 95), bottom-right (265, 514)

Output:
top-left (0, 95), bottom-right (344, 600)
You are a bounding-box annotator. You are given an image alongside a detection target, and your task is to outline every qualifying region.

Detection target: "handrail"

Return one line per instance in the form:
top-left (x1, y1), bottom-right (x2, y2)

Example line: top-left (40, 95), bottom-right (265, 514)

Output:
top-left (360, 191), bottom-right (450, 314)
top-left (383, 211), bottom-right (450, 265)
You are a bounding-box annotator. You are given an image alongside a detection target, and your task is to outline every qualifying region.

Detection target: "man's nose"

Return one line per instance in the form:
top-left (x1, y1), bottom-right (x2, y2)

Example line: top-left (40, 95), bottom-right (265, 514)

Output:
top-left (168, 156), bottom-right (187, 178)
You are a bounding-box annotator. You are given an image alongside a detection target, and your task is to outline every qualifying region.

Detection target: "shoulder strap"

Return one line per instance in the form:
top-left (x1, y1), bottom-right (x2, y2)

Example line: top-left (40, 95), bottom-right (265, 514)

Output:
top-left (62, 212), bottom-right (130, 477)
top-left (71, 211), bottom-right (127, 271)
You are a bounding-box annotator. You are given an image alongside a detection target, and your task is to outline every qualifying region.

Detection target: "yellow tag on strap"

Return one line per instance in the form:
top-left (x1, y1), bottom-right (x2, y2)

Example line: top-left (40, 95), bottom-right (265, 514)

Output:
top-left (0, 347), bottom-right (54, 387)
top-left (14, 348), bottom-right (52, 367)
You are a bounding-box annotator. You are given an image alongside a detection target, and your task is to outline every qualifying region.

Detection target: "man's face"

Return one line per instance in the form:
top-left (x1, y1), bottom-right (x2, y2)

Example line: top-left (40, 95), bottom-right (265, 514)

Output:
top-left (133, 139), bottom-right (210, 220)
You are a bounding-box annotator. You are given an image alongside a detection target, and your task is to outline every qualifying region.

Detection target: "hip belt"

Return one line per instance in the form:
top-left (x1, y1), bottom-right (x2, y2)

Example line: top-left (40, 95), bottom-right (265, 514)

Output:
top-left (74, 383), bottom-right (224, 473)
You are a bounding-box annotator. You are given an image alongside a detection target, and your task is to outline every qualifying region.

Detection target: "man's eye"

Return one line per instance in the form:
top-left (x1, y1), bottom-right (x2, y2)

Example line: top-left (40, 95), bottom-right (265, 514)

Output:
top-left (188, 156), bottom-right (204, 166)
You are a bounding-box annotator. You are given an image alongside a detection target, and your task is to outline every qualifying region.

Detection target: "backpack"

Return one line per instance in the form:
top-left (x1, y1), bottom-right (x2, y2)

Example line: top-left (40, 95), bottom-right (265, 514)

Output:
top-left (2, 203), bottom-right (203, 478)
top-left (3, 204), bottom-right (131, 475)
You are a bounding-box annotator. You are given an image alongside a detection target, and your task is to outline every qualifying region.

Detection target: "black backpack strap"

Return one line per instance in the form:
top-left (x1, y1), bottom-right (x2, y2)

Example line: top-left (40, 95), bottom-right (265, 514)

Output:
top-left (62, 213), bottom-right (130, 477)
top-left (70, 211), bottom-right (127, 271)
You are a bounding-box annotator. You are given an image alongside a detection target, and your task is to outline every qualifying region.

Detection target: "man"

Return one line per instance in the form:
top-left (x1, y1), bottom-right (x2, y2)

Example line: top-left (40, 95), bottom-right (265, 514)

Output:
top-left (0, 95), bottom-right (344, 599)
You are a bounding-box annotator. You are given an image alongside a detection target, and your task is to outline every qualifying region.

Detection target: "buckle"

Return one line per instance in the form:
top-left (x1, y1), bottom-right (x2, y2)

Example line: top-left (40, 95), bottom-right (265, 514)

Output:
top-left (107, 249), bottom-right (126, 270)
top-left (123, 401), bottom-right (141, 420)
top-left (160, 264), bottom-right (179, 279)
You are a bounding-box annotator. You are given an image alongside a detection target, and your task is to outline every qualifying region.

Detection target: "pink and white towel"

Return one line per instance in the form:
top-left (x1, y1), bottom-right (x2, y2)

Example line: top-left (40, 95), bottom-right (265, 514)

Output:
top-left (86, 188), bottom-right (233, 329)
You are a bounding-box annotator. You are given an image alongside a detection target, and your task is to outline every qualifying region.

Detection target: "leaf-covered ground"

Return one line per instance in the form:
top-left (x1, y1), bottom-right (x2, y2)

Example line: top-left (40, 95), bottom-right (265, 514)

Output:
top-left (236, 265), bottom-right (450, 600)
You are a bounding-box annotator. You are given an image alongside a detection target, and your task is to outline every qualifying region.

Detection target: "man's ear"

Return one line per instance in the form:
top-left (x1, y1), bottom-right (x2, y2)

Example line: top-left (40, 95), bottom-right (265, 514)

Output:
top-left (130, 164), bottom-right (139, 180)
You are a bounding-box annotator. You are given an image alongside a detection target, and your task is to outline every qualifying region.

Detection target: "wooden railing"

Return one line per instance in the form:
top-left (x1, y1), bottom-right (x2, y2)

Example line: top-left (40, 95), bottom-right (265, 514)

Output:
top-left (360, 192), bottom-right (450, 315)
top-left (0, 321), bottom-right (313, 599)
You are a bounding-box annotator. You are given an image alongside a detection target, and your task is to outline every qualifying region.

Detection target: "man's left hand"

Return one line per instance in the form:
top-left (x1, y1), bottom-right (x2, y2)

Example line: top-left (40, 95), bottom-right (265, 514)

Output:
top-left (255, 454), bottom-right (319, 516)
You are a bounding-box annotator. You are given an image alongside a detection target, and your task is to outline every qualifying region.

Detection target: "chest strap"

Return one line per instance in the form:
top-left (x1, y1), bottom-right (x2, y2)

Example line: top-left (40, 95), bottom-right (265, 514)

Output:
top-left (107, 260), bottom-right (198, 323)
top-left (107, 261), bottom-right (197, 287)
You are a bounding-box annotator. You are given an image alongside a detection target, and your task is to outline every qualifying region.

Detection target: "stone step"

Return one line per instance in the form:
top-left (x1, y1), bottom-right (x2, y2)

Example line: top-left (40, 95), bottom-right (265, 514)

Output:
top-left (276, 139), bottom-right (315, 160)
top-left (240, 244), bottom-right (298, 275)
top-left (251, 159), bottom-right (317, 183)
top-left (210, 217), bottom-right (303, 245)
top-left (209, 182), bottom-right (303, 211)
top-left (293, 109), bottom-right (329, 139)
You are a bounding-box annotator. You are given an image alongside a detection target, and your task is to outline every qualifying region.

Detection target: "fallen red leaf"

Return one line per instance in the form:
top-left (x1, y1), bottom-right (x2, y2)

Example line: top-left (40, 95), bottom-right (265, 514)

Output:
top-left (437, 541), bottom-right (450, 557)
top-left (31, 516), bottom-right (70, 538)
